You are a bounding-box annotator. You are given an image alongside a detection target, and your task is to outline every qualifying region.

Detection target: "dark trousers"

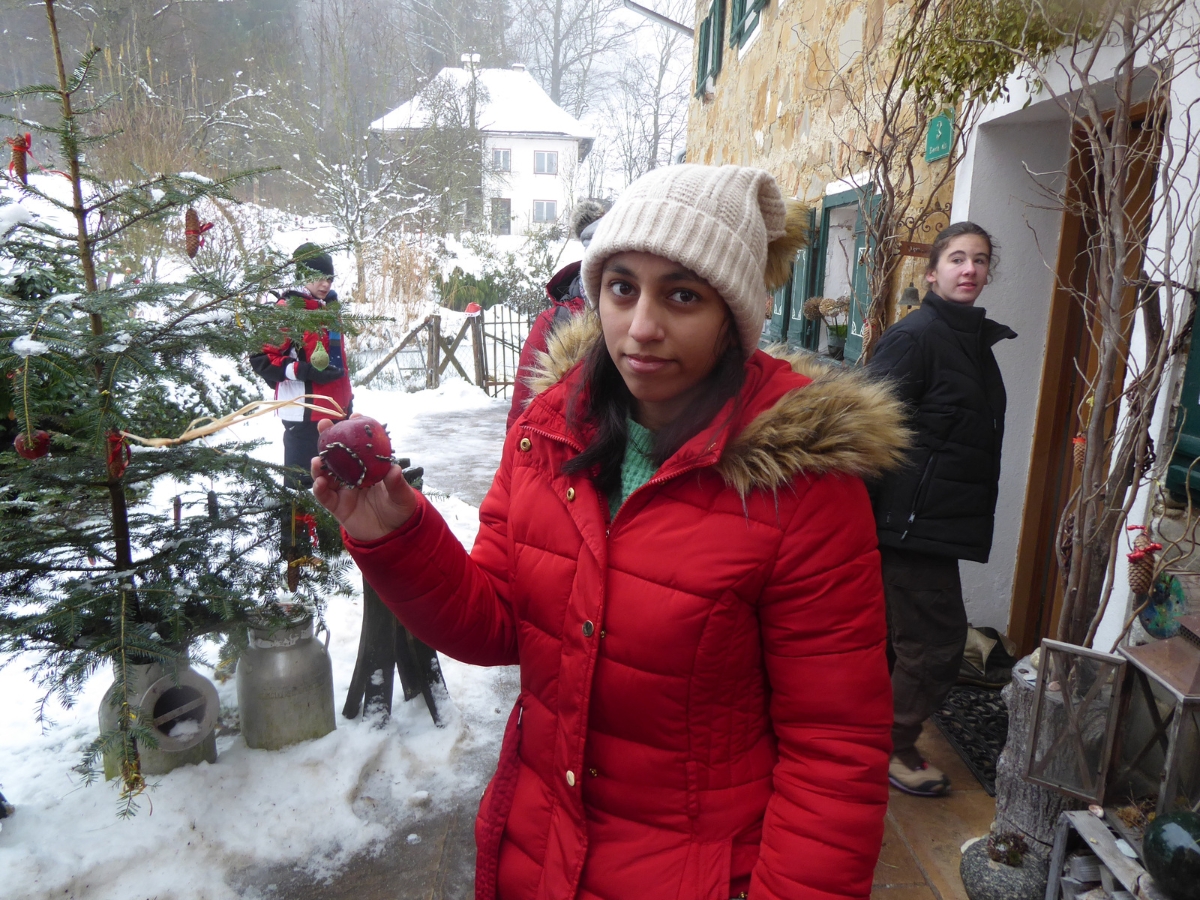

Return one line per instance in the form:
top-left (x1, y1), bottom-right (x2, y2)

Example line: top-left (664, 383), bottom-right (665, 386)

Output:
top-left (281, 419), bottom-right (319, 557)
top-left (881, 547), bottom-right (968, 764)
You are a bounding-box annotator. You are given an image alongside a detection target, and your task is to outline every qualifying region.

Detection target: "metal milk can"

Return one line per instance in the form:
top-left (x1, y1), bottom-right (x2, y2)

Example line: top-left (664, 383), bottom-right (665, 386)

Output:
top-left (237, 611), bottom-right (336, 750)
top-left (98, 660), bottom-right (219, 778)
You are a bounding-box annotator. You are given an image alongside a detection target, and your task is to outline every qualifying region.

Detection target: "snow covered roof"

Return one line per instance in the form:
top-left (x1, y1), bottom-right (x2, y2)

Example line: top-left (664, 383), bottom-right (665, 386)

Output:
top-left (371, 66), bottom-right (594, 145)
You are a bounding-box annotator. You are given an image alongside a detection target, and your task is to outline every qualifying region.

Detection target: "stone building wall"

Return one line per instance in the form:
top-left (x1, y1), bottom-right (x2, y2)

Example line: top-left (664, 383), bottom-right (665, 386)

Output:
top-left (686, 0), bottom-right (957, 314)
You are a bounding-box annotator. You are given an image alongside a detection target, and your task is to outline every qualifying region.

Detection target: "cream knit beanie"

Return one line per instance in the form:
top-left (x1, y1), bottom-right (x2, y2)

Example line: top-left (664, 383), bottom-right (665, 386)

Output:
top-left (581, 164), bottom-right (788, 353)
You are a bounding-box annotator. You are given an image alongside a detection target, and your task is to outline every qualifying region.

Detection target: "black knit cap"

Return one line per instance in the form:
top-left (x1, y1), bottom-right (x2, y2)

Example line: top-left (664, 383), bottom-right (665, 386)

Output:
top-left (293, 242), bottom-right (334, 280)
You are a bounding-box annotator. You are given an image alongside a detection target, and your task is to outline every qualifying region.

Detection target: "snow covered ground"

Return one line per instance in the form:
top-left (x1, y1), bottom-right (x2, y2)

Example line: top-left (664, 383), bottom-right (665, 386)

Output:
top-left (0, 381), bottom-right (515, 900)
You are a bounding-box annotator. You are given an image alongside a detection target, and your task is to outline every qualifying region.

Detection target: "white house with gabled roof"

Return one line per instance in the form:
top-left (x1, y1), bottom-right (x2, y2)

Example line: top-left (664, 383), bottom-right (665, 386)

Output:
top-left (370, 64), bottom-right (595, 236)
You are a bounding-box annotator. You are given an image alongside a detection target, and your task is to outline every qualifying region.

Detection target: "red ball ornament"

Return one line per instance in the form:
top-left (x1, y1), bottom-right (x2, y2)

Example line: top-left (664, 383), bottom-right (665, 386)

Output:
top-left (318, 417), bottom-right (394, 489)
top-left (14, 430), bottom-right (50, 459)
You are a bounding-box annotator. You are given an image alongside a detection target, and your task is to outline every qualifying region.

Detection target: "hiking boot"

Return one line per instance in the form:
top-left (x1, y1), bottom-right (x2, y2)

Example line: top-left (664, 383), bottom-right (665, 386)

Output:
top-left (888, 755), bottom-right (951, 796)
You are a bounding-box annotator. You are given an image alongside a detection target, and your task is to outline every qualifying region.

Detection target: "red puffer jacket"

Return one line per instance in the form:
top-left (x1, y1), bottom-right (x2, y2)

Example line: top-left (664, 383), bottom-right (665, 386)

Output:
top-left (346, 317), bottom-right (909, 900)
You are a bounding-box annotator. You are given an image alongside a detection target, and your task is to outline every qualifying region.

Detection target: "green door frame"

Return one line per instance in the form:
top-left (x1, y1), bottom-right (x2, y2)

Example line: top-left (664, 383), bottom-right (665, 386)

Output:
top-left (765, 277), bottom-right (790, 344)
top-left (787, 206), bottom-right (820, 351)
top-left (813, 186), bottom-right (876, 364)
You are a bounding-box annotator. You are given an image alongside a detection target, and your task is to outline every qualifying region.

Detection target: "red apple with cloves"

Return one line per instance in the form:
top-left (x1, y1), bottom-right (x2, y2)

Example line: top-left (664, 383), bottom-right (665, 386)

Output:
top-left (318, 416), bottom-right (394, 489)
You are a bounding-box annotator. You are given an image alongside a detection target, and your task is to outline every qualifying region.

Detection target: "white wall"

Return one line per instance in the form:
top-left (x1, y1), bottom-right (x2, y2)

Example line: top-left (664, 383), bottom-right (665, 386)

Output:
top-left (952, 101), bottom-right (1072, 631)
top-left (952, 27), bottom-right (1200, 645)
top-left (483, 134), bottom-right (581, 235)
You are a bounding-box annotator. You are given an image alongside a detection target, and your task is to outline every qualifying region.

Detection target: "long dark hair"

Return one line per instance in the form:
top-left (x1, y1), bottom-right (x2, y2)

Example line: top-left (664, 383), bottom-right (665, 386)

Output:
top-left (562, 315), bottom-right (747, 498)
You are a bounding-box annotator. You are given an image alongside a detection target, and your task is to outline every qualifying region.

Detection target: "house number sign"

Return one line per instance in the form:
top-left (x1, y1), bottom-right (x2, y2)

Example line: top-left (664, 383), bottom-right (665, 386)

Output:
top-left (925, 112), bottom-right (952, 162)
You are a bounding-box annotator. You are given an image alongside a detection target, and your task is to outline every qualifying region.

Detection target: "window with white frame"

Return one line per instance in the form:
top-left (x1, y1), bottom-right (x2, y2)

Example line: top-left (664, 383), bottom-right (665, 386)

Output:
top-left (534, 150), bottom-right (558, 175)
top-left (492, 148), bottom-right (511, 172)
top-left (533, 200), bottom-right (557, 223)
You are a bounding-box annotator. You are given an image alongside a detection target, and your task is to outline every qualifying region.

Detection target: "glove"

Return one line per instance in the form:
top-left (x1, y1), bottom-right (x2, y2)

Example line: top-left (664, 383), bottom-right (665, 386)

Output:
top-left (292, 361), bottom-right (344, 384)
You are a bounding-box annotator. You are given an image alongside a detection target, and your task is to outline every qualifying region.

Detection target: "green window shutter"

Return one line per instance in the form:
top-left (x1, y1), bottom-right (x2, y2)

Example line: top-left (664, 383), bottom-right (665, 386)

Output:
top-left (788, 207), bottom-right (820, 351)
top-left (711, 0), bottom-right (724, 77)
top-left (729, 0), bottom-right (745, 47)
top-left (695, 15), bottom-right (712, 96)
top-left (730, 0), bottom-right (765, 47)
top-left (844, 192), bottom-right (880, 365)
top-left (1168, 301), bottom-right (1200, 501)
top-left (764, 280), bottom-right (790, 346)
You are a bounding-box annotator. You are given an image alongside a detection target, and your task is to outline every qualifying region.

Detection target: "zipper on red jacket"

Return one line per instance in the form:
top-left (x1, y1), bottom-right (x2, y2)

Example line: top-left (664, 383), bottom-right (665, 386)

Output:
top-left (607, 453), bottom-right (718, 537)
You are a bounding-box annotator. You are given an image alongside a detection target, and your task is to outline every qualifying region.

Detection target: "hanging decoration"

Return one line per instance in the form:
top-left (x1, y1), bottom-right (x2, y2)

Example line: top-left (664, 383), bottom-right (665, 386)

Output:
top-left (106, 431), bottom-right (131, 479)
top-left (14, 429), bottom-right (50, 459)
top-left (7, 133), bottom-right (30, 185)
top-left (293, 511), bottom-right (319, 548)
top-left (1073, 434), bottom-right (1087, 471)
top-left (184, 207), bottom-right (214, 259)
top-left (1126, 525), bottom-right (1163, 596)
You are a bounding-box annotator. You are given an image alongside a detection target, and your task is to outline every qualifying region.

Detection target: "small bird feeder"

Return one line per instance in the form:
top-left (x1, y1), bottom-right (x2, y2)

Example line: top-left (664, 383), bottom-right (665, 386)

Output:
top-left (1108, 618), bottom-right (1200, 815)
top-left (1023, 639), bottom-right (1126, 804)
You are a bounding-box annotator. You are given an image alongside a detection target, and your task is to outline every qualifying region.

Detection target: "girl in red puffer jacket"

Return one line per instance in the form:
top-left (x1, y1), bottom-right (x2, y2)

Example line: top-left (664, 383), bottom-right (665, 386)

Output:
top-left (313, 165), bottom-right (909, 900)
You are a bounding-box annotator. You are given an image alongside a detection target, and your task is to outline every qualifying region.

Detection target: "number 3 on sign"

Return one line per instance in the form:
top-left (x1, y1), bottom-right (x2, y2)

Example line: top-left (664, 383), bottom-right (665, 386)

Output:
top-left (926, 112), bottom-right (952, 162)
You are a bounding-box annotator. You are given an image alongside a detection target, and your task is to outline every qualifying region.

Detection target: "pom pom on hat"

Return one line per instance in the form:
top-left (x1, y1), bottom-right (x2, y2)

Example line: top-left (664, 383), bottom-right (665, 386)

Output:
top-left (581, 165), bottom-right (808, 353)
top-left (571, 198), bottom-right (608, 240)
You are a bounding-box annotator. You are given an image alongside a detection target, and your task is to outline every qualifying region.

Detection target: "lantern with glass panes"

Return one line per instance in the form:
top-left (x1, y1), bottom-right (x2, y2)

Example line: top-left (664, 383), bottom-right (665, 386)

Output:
top-left (1107, 619), bottom-right (1200, 816)
top-left (1023, 640), bottom-right (1127, 804)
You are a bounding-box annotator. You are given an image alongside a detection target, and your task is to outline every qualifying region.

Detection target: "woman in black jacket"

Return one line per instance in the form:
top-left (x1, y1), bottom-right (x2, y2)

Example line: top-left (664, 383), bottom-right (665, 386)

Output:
top-left (867, 222), bottom-right (1016, 796)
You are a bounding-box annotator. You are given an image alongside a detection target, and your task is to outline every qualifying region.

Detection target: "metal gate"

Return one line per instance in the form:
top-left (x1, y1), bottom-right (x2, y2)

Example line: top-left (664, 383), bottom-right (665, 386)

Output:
top-left (480, 305), bottom-right (533, 400)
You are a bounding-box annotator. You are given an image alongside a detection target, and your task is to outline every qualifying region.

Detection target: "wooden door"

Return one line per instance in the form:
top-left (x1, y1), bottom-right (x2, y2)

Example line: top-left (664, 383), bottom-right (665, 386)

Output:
top-left (1008, 114), bottom-right (1161, 653)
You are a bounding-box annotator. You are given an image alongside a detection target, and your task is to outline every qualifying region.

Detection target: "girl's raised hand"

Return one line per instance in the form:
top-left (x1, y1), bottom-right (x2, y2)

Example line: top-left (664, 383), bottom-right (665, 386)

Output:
top-left (310, 417), bottom-right (419, 542)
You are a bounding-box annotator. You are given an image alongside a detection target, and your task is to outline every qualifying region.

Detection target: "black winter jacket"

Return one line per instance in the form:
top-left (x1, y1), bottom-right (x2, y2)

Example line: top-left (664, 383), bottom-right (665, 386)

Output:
top-left (867, 292), bottom-right (1016, 562)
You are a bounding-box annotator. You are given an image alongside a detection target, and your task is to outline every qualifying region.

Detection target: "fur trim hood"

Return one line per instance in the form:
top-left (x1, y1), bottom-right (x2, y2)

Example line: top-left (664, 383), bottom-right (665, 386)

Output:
top-left (528, 315), bottom-right (911, 494)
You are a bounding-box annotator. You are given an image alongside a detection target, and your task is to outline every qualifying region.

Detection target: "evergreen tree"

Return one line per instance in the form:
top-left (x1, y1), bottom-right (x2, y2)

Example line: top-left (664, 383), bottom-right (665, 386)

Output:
top-left (0, 0), bottom-right (349, 815)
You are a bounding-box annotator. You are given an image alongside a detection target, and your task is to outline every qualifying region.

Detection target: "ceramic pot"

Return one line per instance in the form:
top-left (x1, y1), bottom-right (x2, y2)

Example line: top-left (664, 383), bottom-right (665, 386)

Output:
top-left (1144, 810), bottom-right (1200, 900)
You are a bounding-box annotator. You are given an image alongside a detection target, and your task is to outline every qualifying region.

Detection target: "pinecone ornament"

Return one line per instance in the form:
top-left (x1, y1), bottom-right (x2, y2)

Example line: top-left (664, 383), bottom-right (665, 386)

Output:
top-left (1127, 526), bottom-right (1163, 596)
top-left (1073, 434), bottom-right (1087, 471)
top-left (7, 133), bottom-right (30, 185)
top-left (185, 207), bottom-right (201, 258)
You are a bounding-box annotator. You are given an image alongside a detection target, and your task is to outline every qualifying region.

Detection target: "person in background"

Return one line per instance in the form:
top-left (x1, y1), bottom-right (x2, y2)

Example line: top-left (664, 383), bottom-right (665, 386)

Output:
top-left (249, 243), bottom-right (352, 585)
top-left (0, 788), bottom-right (13, 829)
top-left (506, 199), bottom-right (607, 430)
top-left (867, 222), bottom-right (1016, 797)
top-left (313, 165), bottom-right (908, 900)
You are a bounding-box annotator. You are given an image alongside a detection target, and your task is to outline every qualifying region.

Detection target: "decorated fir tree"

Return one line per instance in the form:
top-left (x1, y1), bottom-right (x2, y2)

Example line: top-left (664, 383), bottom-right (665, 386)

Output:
top-left (0, 0), bottom-right (349, 814)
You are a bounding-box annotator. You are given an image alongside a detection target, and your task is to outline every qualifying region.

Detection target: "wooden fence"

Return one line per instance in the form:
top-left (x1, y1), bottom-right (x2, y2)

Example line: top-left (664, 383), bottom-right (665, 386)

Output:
top-left (356, 306), bottom-right (532, 398)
